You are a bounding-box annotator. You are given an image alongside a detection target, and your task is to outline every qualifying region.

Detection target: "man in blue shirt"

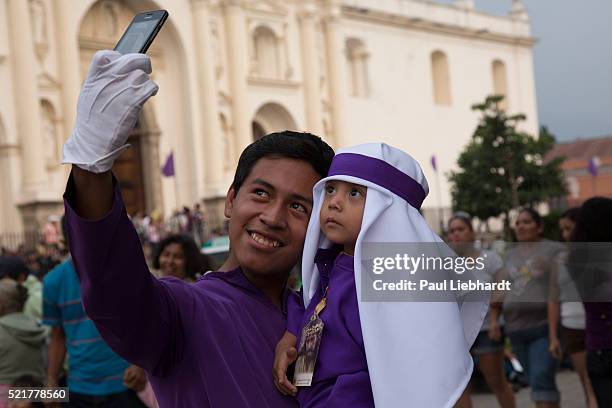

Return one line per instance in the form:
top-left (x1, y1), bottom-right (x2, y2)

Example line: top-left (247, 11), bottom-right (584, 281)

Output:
top-left (43, 218), bottom-right (147, 407)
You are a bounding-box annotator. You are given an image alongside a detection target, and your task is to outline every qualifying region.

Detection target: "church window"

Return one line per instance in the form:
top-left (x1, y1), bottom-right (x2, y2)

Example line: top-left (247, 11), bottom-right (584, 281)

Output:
top-left (492, 59), bottom-right (509, 110)
top-left (253, 26), bottom-right (280, 79)
top-left (431, 51), bottom-right (452, 106)
top-left (346, 38), bottom-right (370, 98)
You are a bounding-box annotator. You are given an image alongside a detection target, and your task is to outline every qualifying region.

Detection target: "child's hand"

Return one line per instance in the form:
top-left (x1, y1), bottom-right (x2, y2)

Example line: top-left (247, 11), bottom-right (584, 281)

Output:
top-left (273, 331), bottom-right (298, 396)
top-left (123, 365), bottom-right (147, 392)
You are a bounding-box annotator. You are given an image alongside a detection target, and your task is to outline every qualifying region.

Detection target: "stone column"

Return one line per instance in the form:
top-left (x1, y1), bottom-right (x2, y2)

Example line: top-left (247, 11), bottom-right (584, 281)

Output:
top-left (7, 0), bottom-right (46, 191)
top-left (223, 0), bottom-right (252, 150)
top-left (323, 1), bottom-right (347, 148)
top-left (52, 0), bottom-right (81, 144)
top-left (298, 2), bottom-right (323, 135)
top-left (191, 0), bottom-right (223, 192)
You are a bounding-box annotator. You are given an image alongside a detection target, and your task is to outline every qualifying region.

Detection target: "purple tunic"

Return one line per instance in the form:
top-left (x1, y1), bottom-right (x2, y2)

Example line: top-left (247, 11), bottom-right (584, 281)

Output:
top-left (288, 249), bottom-right (374, 408)
top-left (63, 178), bottom-right (297, 408)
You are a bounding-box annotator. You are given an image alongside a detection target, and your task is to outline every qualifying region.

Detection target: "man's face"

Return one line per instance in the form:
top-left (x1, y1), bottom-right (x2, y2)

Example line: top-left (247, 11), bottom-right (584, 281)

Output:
top-left (224, 157), bottom-right (321, 276)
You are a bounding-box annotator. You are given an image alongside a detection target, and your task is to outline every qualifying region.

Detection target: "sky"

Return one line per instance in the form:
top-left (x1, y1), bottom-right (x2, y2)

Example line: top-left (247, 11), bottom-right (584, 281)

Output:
top-left (436, 0), bottom-right (612, 141)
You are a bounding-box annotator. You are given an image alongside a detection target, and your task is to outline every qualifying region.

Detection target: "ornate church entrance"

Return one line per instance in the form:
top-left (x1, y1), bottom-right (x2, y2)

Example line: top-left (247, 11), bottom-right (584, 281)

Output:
top-left (78, 0), bottom-right (164, 216)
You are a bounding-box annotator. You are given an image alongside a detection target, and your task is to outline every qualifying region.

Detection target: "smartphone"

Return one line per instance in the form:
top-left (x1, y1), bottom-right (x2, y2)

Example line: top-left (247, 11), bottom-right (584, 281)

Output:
top-left (114, 10), bottom-right (168, 54)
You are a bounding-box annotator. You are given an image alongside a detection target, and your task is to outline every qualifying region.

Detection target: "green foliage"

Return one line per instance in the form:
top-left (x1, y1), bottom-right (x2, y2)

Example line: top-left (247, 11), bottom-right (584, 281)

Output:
top-left (449, 95), bottom-right (566, 225)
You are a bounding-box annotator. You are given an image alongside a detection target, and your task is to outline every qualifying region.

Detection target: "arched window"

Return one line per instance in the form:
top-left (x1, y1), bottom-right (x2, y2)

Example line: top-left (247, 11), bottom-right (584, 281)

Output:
top-left (346, 38), bottom-right (370, 98)
top-left (253, 26), bottom-right (280, 79)
top-left (252, 102), bottom-right (298, 140)
top-left (492, 60), bottom-right (509, 110)
top-left (252, 121), bottom-right (266, 141)
top-left (431, 51), bottom-right (452, 106)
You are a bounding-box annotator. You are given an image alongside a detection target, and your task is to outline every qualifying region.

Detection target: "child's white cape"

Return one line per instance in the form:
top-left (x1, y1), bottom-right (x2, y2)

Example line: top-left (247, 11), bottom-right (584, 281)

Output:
top-left (301, 143), bottom-right (487, 408)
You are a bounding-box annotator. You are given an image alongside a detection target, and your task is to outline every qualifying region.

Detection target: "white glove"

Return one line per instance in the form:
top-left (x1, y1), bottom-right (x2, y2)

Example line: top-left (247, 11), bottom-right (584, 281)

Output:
top-left (62, 50), bottom-right (159, 173)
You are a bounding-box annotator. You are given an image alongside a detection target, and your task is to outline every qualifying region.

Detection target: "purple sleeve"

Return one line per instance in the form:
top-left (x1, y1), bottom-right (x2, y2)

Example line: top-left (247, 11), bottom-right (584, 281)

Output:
top-left (286, 290), bottom-right (305, 336)
top-left (63, 175), bottom-right (192, 376)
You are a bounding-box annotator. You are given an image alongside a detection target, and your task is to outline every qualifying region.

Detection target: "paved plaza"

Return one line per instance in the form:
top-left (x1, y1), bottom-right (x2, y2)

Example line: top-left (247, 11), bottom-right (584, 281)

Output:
top-left (472, 369), bottom-right (587, 407)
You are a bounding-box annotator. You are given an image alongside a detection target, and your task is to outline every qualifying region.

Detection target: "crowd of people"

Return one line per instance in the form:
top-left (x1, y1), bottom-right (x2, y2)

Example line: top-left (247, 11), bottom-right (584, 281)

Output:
top-left (130, 203), bottom-right (227, 255)
top-left (0, 201), bottom-right (225, 276)
top-left (0, 215), bottom-right (211, 408)
top-left (447, 203), bottom-right (611, 408)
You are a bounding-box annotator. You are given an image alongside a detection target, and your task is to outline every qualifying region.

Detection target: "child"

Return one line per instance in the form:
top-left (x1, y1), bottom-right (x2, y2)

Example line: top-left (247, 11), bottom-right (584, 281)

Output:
top-left (273, 143), bottom-right (487, 407)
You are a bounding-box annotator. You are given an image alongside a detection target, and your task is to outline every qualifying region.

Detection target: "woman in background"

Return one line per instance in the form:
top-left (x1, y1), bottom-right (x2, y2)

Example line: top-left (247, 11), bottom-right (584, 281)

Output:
top-left (135, 235), bottom-right (211, 407)
top-left (153, 234), bottom-right (211, 282)
top-left (498, 208), bottom-right (562, 408)
top-left (448, 212), bottom-right (516, 408)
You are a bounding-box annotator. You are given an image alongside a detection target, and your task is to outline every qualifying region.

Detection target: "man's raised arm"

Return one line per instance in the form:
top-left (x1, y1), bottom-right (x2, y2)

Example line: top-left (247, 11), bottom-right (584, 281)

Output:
top-left (60, 50), bottom-right (187, 375)
top-left (63, 173), bottom-right (188, 376)
top-left (71, 167), bottom-right (113, 219)
top-left (64, 49), bottom-right (158, 218)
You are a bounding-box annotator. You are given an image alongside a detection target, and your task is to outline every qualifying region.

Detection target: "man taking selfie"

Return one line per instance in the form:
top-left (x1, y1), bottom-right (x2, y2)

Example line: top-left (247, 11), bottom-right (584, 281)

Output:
top-left (61, 50), bottom-right (334, 407)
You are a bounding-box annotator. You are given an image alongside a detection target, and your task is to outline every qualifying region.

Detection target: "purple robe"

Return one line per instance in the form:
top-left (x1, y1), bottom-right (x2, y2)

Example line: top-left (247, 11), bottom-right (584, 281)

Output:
top-left (63, 178), bottom-right (297, 408)
top-left (288, 248), bottom-right (374, 407)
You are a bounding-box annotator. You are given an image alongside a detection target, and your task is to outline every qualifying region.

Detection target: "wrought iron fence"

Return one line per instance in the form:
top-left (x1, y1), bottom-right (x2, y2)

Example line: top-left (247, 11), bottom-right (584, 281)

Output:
top-left (0, 231), bottom-right (43, 252)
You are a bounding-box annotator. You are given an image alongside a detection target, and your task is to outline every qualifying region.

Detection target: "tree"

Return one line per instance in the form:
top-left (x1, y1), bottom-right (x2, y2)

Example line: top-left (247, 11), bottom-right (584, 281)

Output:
top-left (448, 95), bottom-right (566, 237)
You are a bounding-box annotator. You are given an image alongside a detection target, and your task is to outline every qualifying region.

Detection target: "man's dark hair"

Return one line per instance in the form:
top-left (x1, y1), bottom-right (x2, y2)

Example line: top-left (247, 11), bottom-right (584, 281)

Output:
top-left (153, 234), bottom-right (211, 280)
top-left (231, 131), bottom-right (334, 193)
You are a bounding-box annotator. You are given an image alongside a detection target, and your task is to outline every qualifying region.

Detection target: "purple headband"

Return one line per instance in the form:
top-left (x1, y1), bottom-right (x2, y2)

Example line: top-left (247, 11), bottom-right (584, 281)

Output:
top-left (327, 152), bottom-right (426, 210)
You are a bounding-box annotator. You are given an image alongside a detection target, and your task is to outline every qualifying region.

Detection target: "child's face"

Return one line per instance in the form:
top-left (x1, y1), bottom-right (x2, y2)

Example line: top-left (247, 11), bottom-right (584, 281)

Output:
top-left (319, 180), bottom-right (367, 255)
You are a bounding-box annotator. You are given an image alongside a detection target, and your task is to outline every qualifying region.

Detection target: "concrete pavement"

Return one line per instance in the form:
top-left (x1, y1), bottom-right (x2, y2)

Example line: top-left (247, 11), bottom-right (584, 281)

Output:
top-left (472, 369), bottom-right (587, 407)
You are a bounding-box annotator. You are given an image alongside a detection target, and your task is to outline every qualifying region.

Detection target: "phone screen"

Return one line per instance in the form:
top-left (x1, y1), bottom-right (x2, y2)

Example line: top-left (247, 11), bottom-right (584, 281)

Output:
top-left (115, 17), bottom-right (162, 54)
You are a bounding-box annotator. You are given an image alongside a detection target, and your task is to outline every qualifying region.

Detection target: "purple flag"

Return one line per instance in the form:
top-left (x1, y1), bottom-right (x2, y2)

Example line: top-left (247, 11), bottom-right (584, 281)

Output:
top-left (430, 155), bottom-right (437, 172)
top-left (161, 152), bottom-right (175, 177)
top-left (588, 156), bottom-right (600, 176)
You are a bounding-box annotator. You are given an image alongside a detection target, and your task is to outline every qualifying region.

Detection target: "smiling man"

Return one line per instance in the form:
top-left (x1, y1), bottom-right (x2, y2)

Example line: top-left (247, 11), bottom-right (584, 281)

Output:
top-left (222, 155), bottom-right (324, 305)
top-left (61, 51), bottom-right (334, 407)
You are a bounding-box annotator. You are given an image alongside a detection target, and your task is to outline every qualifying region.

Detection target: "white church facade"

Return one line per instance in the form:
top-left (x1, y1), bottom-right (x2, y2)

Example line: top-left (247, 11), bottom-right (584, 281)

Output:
top-left (0, 0), bottom-right (538, 239)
